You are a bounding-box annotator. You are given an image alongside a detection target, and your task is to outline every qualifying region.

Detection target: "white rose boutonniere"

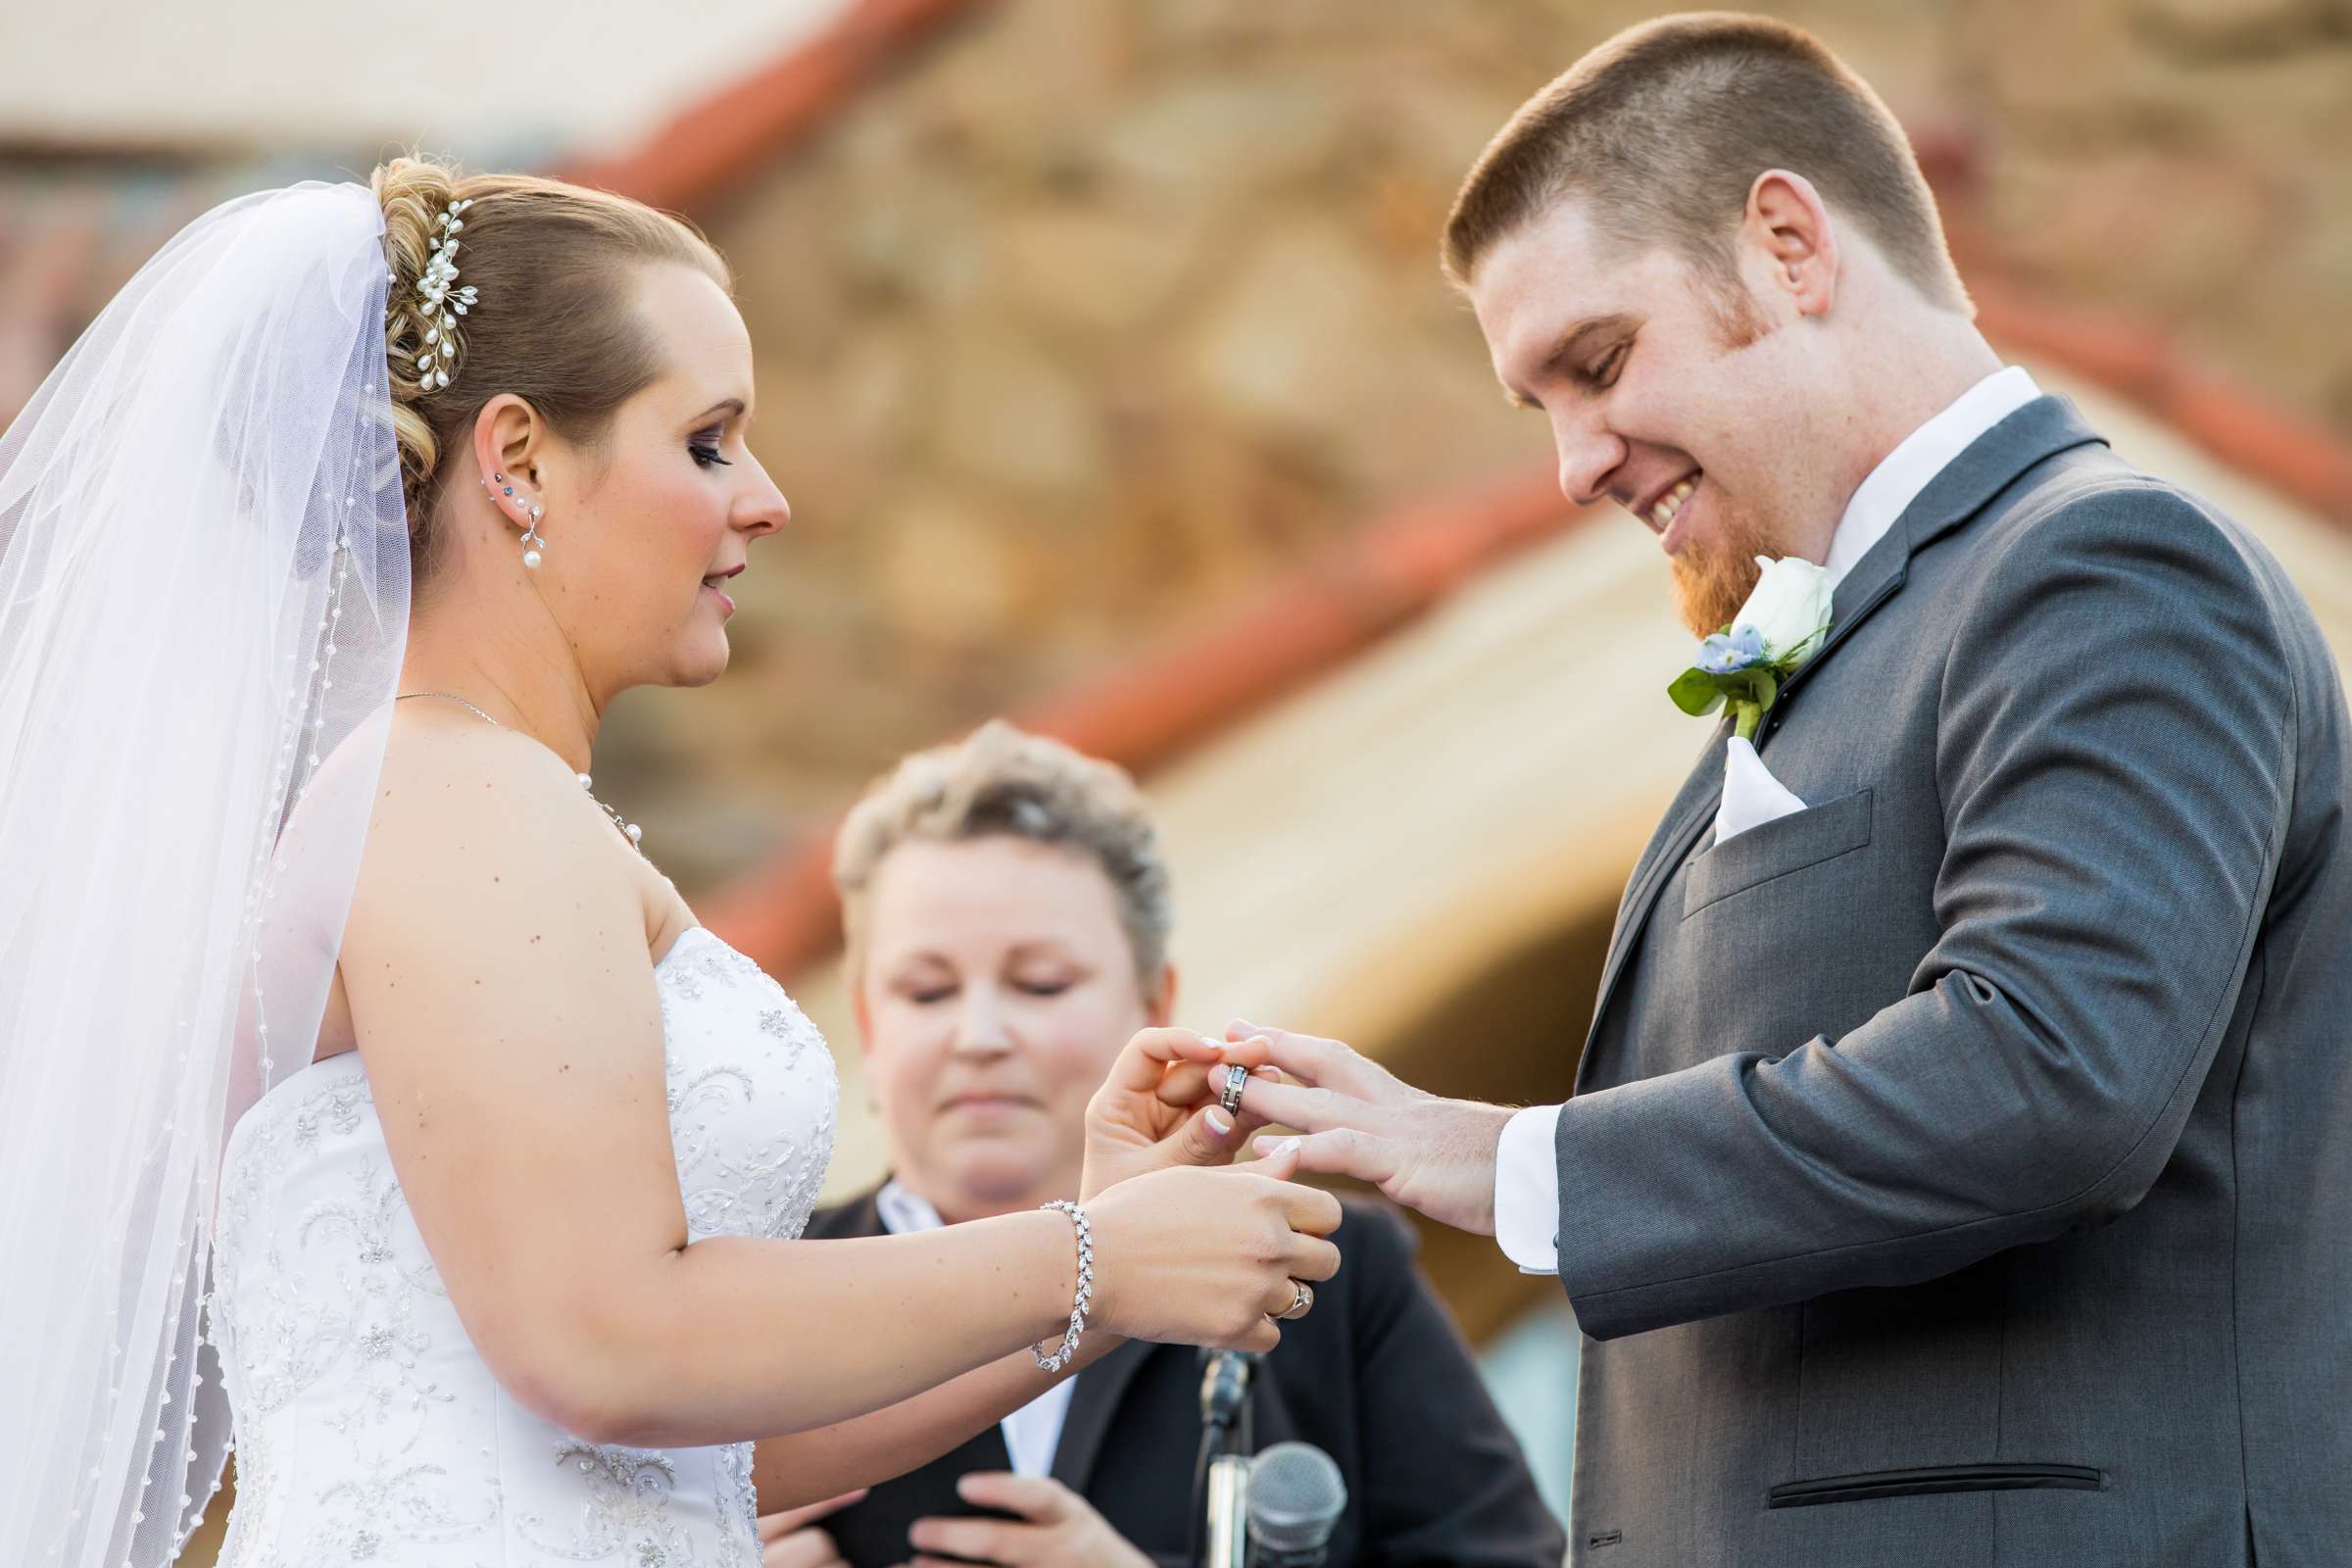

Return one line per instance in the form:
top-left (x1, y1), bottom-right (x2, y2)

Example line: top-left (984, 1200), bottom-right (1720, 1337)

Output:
top-left (1667, 556), bottom-right (1834, 741)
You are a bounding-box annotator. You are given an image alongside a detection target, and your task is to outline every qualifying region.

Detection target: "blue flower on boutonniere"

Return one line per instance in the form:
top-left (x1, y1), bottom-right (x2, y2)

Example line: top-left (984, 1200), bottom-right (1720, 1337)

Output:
top-left (1667, 555), bottom-right (1834, 741)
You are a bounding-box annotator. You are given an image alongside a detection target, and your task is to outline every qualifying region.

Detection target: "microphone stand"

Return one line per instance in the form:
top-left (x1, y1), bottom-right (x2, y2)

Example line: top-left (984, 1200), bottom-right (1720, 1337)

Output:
top-left (1191, 1350), bottom-right (1257, 1568)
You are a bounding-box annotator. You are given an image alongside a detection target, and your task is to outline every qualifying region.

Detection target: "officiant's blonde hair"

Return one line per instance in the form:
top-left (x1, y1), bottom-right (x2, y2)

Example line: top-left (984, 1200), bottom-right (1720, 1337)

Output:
top-left (834, 721), bottom-right (1173, 991)
top-left (1443, 14), bottom-right (1969, 315)
top-left (371, 155), bottom-right (731, 581)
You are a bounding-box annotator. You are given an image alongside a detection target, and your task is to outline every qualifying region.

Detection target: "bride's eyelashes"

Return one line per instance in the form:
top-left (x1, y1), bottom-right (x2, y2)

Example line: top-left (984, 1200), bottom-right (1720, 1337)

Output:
top-left (688, 427), bottom-right (732, 468)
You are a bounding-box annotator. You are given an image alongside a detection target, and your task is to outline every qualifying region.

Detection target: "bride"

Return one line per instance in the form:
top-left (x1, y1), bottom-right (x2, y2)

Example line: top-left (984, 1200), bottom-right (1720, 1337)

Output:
top-left (0, 158), bottom-right (1336, 1567)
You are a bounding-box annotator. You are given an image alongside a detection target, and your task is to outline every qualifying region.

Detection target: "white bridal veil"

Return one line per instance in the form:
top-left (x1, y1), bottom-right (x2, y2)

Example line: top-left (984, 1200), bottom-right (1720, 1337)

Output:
top-left (0, 182), bottom-right (412, 1564)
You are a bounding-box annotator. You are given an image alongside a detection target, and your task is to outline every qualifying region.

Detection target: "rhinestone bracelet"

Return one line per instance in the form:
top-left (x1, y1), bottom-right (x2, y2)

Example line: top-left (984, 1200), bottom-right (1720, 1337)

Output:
top-left (1032, 1200), bottom-right (1094, 1373)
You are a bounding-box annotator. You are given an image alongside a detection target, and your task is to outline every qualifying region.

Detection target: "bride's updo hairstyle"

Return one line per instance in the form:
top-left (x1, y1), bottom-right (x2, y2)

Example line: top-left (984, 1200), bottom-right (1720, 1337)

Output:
top-left (371, 155), bottom-right (731, 580)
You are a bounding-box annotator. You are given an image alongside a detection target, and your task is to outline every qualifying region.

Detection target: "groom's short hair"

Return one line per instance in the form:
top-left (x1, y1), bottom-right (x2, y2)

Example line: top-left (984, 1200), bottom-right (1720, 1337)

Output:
top-left (1444, 14), bottom-right (1969, 314)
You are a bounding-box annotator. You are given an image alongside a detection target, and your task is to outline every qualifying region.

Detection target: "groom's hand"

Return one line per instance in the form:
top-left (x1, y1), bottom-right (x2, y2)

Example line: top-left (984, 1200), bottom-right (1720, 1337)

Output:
top-left (1230, 1019), bottom-right (1516, 1236)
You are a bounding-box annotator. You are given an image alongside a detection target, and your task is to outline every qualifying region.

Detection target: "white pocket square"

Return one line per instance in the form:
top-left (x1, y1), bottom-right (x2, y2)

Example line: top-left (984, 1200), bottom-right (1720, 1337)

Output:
top-left (1712, 736), bottom-right (1808, 847)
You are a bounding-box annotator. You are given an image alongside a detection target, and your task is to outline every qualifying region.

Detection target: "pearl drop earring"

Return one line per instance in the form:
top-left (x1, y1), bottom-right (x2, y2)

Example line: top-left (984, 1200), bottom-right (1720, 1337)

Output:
top-left (478, 471), bottom-right (546, 567)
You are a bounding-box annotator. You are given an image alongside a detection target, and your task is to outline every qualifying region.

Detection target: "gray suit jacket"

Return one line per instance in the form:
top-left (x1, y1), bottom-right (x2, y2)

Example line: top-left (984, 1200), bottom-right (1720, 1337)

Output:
top-left (1553, 397), bottom-right (2350, 1566)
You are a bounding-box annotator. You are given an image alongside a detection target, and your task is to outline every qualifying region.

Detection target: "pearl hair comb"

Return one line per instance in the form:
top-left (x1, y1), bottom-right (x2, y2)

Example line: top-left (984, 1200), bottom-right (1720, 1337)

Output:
top-left (412, 198), bottom-right (478, 391)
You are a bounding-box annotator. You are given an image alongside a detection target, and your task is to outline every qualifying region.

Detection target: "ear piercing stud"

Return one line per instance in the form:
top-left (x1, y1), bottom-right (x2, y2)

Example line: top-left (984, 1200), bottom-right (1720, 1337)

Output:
top-left (479, 472), bottom-right (547, 567)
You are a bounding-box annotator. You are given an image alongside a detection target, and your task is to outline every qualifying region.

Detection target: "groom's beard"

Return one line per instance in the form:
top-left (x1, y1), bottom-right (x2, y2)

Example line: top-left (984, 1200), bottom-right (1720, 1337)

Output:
top-left (1671, 507), bottom-right (1783, 638)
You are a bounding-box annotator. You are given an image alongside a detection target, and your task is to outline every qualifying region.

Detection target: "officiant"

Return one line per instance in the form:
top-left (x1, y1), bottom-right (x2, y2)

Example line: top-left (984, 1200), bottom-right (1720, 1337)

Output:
top-left (758, 720), bottom-right (1563, 1568)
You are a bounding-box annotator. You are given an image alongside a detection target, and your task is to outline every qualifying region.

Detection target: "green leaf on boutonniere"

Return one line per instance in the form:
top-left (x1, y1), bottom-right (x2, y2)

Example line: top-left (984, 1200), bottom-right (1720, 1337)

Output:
top-left (1668, 665), bottom-right (1781, 722)
top-left (1669, 667), bottom-right (1726, 717)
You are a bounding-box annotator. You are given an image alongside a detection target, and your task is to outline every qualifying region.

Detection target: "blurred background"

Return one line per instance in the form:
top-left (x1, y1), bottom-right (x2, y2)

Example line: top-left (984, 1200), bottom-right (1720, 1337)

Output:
top-left (7, 0), bottom-right (2347, 1549)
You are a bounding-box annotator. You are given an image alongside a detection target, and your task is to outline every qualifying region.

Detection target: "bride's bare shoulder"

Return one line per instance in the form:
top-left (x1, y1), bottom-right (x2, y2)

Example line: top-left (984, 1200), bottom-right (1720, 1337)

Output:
top-left (351, 710), bottom-right (631, 935)
top-left (370, 710), bottom-right (571, 829)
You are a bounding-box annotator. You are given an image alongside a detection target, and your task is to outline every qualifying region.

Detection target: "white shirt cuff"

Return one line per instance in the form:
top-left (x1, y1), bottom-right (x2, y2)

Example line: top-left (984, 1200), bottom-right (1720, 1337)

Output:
top-left (1493, 1103), bottom-right (1563, 1275)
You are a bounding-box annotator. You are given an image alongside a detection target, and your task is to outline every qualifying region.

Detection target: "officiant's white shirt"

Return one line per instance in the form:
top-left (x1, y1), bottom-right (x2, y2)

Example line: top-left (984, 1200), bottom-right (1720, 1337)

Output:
top-left (1493, 365), bottom-right (2042, 1276)
top-left (879, 1179), bottom-right (1080, 1475)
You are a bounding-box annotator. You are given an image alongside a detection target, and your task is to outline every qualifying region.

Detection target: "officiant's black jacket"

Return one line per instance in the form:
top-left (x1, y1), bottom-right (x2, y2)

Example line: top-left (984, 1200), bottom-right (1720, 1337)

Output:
top-left (804, 1187), bottom-right (1565, 1568)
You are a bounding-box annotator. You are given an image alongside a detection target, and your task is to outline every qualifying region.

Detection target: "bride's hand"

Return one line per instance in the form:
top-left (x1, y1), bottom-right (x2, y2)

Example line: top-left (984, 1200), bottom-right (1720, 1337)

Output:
top-left (1083, 1148), bottom-right (1343, 1351)
top-left (1080, 1027), bottom-right (1279, 1200)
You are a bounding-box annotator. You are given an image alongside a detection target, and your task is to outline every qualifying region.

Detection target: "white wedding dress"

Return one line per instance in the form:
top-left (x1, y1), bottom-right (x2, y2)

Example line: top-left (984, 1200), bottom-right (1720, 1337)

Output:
top-left (205, 926), bottom-right (838, 1566)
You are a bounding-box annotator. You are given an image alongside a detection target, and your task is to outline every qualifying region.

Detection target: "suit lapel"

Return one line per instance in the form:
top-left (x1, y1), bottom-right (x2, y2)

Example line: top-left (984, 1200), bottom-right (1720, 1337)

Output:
top-left (1758, 396), bottom-right (2105, 748)
top-left (1578, 396), bottom-right (2108, 1068)
top-left (1050, 1339), bottom-right (1156, 1494)
top-left (1577, 720), bottom-right (1730, 1090)
top-left (1749, 531), bottom-right (1909, 752)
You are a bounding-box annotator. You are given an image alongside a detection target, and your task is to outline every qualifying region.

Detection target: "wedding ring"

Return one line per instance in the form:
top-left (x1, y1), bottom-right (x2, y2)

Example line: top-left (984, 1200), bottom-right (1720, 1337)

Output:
top-left (1279, 1280), bottom-right (1314, 1321)
top-left (1220, 1062), bottom-right (1249, 1117)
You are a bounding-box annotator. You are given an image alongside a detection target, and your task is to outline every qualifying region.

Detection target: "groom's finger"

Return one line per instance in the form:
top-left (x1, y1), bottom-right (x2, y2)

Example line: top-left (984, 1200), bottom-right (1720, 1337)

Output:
top-left (1261, 1127), bottom-right (1401, 1191)
top-left (1236, 1076), bottom-right (1367, 1135)
top-left (1227, 1021), bottom-right (1379, 1097)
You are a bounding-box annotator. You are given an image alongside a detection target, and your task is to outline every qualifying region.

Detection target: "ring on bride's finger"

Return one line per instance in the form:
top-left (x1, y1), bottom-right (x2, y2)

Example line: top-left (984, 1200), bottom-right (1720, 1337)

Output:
top-left (1278, 1280), bottom-right (1314, 1320)
top-left (1220, 1062), bottom-right (1249, 1117)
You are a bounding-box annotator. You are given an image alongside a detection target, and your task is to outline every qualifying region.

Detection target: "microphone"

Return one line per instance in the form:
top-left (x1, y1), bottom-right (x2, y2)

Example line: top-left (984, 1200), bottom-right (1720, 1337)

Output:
top-left (1246, 1442), bottom-right (1347, 1568)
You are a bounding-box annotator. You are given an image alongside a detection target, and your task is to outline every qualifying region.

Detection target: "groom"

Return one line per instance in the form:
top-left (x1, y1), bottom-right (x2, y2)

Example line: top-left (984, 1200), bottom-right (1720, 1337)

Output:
top-left (1232, 15), bottom-right (2350, 1566)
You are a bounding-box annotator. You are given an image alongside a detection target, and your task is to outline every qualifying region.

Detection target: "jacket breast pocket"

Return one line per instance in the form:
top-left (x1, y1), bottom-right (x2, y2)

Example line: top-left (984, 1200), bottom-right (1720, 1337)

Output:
top-left (1682, 787), bottom-right (1874, 919)
top-left (1767, 1462), bottom-right (2104, 1508)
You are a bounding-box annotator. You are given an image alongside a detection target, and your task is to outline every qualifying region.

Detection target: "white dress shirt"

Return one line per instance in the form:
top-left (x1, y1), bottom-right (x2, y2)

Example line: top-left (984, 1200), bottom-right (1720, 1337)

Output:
top-left (1492, 365), bottom-right (2043, 1276)
top-left (876, 1179), bottom-right (1080, 1476)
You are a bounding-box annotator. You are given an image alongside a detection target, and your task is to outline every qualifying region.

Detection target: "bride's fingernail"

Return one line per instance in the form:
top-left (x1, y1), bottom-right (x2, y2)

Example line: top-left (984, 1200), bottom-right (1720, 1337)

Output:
top-left (1262, 1136), bottom-right (1302, 1158)
top-left (1205, 1107), bottom-right (1234, 1137)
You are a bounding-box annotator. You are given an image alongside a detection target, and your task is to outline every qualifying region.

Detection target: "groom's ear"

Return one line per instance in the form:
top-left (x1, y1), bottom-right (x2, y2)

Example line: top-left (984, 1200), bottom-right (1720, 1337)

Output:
top-left (1742, 169), bottom-right (1839, 320)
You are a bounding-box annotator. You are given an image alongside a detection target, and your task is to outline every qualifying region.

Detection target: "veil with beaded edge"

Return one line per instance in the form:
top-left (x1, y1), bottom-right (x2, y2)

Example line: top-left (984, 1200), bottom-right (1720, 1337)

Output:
top-left (0, 181), bottom-right (412, 1564)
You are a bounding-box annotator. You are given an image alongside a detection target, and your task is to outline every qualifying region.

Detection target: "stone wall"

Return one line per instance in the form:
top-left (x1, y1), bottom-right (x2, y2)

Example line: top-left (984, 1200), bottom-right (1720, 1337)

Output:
top-left (1952, 0), bottom-right (2352, 426)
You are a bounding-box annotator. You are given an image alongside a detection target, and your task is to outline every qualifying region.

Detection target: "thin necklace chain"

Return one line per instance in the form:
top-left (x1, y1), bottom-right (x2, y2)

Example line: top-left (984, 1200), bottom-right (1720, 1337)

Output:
top-left (393, 690), bottom-right (646, 854)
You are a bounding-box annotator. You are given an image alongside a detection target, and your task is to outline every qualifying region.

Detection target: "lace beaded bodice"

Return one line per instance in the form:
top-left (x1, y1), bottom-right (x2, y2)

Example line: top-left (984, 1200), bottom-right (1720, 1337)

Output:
top-left (206, 927), bottom-right (837, 1567)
